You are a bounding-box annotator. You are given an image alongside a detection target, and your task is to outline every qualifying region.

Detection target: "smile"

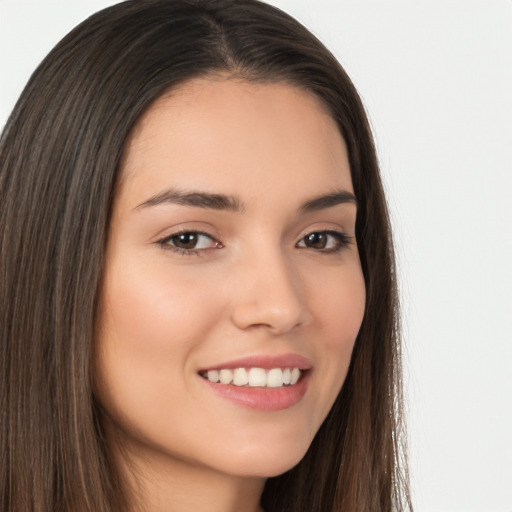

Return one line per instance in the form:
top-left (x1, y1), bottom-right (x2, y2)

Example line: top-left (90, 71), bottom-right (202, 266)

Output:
top-left (200, 367), bottom-right (302, 387)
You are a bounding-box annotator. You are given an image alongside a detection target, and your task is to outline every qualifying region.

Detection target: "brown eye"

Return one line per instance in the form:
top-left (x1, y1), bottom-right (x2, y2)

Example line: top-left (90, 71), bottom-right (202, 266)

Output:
top-left (304, 232), bottom-right (328, 249)
top-left (296, 231), bottom-right (350, 252)
top-left (159, 231), bottom-right (220, 253)
top-left (171, 232), bottom-right (200, 249)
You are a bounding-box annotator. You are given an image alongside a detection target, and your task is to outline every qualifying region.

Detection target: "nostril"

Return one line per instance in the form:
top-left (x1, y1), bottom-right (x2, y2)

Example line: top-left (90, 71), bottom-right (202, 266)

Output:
top-left (230, 304), bottom-right (303, 334)
top-left (228, 255), bottom-right (308, 333)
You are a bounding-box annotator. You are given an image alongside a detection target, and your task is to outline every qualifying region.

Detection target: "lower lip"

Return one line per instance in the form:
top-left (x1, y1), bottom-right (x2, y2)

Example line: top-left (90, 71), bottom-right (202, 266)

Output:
top-left (200, 372), bottom-right (309, 411)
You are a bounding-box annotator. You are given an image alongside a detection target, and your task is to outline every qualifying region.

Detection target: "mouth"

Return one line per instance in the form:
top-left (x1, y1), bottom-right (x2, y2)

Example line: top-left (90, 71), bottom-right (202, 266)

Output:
top-left (199, 367), bottom-right (305, 388)
top-left (197, 354), bottom-right (311, 411)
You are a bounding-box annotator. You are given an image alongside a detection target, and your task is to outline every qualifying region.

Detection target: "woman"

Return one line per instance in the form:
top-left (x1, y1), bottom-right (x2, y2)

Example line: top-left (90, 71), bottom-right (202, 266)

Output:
top-left (0, 1), bottom-right (412, 511)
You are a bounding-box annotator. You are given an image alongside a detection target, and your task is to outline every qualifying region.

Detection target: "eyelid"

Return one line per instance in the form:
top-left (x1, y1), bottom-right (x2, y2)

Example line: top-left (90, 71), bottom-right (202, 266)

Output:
top-left (156, 229), bottom-right (222, 256)
top-left (154, 225), bottom-right (353, 256)
top-left (295, 229), bottom-right (352, 253)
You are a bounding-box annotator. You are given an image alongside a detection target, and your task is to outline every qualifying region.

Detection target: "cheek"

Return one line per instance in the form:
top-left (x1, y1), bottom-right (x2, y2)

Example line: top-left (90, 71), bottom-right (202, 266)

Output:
top-left (93, 257), bottom-right (221, 427)
top-left (322, 271), bottom-right (366, 345)
top-left (99, 256), bottom-right (220, 360)
top-left (306, 264), bottom-right (365, 419)
top-left (308, 253), bottom-right (366, 346)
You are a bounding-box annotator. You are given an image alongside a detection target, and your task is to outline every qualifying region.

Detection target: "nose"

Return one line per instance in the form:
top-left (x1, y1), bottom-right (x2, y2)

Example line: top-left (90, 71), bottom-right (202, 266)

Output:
top-left (229, 248), bottom-right (308, 335)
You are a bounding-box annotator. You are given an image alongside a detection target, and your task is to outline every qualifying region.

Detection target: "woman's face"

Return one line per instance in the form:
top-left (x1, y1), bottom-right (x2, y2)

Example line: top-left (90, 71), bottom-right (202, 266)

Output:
top-left (95, 78), bottom-right (365, 480)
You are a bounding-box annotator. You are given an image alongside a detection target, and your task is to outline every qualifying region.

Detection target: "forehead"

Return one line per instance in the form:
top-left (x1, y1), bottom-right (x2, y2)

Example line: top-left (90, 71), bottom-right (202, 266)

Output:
top-left (118, 78), bottom-right (353, 207)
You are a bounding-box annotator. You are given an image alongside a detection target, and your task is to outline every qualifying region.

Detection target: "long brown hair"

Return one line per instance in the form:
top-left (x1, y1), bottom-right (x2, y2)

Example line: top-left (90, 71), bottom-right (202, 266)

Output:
top-left (0, 1), bottom-right (412, 510)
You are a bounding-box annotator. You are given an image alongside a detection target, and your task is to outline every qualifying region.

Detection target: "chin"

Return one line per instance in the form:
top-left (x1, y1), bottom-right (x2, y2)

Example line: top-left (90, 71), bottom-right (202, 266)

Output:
top-left (217, 437), bottom-right (311, 479)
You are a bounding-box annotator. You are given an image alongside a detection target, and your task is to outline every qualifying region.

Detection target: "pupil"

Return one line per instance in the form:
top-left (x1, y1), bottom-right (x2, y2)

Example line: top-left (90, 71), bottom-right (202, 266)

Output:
top-left (306, 232), bottom-right (326, 249)
top-left (174, 233), bottom-right (197, 249)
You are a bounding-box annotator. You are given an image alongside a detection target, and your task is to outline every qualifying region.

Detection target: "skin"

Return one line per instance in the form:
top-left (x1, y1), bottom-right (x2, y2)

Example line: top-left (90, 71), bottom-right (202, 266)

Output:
top-left (95, 78), bottom-right (366, 512)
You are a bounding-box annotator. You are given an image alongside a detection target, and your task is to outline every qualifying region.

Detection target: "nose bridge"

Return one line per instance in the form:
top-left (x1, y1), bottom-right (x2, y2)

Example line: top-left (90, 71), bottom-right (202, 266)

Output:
top-left (230, 240), bottom-right (306, 334)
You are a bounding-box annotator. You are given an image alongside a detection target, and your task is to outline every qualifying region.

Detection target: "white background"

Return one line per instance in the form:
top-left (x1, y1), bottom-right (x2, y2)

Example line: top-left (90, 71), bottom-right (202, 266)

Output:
top-left (1, 1), bottom-right (511, 511)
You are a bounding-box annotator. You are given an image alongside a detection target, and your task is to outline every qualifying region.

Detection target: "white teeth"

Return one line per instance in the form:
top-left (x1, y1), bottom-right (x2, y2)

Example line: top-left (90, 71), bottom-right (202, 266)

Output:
top-left (207, 370), bottom-right (220, 383)
top-left (248, 367), bottom-right (267, 387)
top-left (233, 368), bottom-right (249, 386)
top-left (219, 369), bottom-right (233, 385)
top-left (267, 368), bottom-right (283, 388)
top-left (204, 367), bottom-right (303, 387)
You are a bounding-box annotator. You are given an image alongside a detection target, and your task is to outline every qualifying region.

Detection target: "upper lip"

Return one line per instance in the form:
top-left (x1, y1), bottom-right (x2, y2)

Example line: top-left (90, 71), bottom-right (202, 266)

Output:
top-left (199, 353), bottom-right (313, 372)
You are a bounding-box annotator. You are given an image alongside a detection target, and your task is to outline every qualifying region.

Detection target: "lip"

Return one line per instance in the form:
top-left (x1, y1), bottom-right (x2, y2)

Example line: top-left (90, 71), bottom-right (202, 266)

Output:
top-left (198, 353), bottom-right (313, 372)
top-left (198, 353), bottom-right (312, 411)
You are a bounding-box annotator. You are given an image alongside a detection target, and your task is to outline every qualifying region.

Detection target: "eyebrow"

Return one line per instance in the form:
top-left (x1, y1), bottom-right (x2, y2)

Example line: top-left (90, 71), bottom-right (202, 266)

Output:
top-left (298, 190), bottom-right (358, 212)
top-left (136, 189), bottom-right (244, 212)
top-left (135, 188), bottom-right (357, 213)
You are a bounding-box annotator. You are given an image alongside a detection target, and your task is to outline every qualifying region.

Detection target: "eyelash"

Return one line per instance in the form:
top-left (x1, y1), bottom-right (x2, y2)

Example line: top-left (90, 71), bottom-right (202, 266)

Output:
top-left (156, 229), bottom-right (352, 256)
top-left (296, 230), bottom-right (352, 253)
top-left (156, 230), bottom-right (222, 256)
